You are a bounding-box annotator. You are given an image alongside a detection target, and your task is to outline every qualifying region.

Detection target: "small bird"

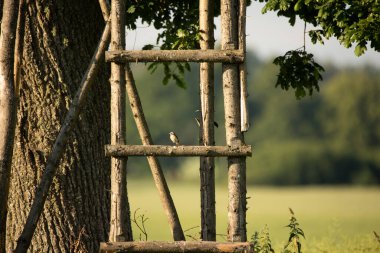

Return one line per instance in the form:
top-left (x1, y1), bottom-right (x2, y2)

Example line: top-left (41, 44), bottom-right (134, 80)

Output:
top-left (169, 131), bottom-right (180, 145)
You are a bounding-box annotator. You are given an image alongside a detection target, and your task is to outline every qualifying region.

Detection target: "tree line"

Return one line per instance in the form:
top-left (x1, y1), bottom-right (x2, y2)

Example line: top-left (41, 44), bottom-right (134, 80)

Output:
top-left (127, 54), bottom-right (380, 185)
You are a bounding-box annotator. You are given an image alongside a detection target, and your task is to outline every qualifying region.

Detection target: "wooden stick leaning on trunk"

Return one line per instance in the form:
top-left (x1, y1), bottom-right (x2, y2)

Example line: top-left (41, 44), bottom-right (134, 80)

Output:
top-left (0, 0), bottom-right (20, 252)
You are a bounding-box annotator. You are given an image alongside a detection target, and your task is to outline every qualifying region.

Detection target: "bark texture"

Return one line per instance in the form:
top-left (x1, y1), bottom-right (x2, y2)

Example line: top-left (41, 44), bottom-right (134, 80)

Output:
top-left (106, 50), bottom-right (244, 63)
top-left (109, 0), bottom-right (133, 242)
top-left (14, 11), bottom-right (112, 253)
top-left (7, 1), bottom-right (111, 252)
top-left (0, 0), bottom-right (19, 252)
top-left (199, 0), bottom-right (216, 241)
top-left (100, 241), bottom-right (254, 253)
top-left (221, 0), bottom-right (247, 242)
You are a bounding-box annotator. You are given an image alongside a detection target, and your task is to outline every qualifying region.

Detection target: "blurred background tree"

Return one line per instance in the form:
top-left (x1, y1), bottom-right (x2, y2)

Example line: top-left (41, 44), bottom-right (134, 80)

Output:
top-left (127, 51), bottom-right (380, 185)
top-left (119, 1), bottom-right (380, 185)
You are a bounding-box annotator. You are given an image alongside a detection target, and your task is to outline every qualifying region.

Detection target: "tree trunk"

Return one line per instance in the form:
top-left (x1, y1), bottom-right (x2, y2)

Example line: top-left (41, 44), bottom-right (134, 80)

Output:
top-left (221, 0), bottom-right (247, 242)
top-left (0, 1), bottom-right (19, 252)
top-left (6, 1), bottom-right (111, 252)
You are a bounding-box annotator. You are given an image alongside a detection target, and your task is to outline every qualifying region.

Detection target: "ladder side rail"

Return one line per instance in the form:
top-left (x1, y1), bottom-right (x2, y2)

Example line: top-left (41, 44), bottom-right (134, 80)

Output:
top-left (221, 0), bottom-right (247, 242)
top-left (108, 0), bottom-right (133, 242)
top-left (199, 0), bottom-right (216, 241)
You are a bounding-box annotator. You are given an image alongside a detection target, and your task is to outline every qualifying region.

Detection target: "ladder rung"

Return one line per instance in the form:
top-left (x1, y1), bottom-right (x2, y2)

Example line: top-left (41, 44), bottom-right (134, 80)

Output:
top-left (105, 144), bottom-right (252, 157)
top-left (105, 49), bottom-right (244, 63)
top-left (100, 241), bottom-right (254, 253)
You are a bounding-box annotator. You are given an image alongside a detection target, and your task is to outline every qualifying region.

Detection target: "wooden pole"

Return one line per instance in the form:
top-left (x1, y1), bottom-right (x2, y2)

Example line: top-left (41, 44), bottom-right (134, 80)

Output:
top-left (221, 0), bottom-right (247, 242)
top-left (100, 0), bottom-right (184, 240)
top-left (106, 49), bottom-right (244, 63)
top-left (100, 241), bottom-right (254, 253)
top-left (105, 144), bottom-right (252, 157)
top-left (199, 0), bottom-right (216, 240)
top-left (108, 0), bottom-right (133, 242)
top-left (0, 0), bottom-right (19, 252)
top-left (125, 64), bottom-right (185, 241)
top-left (238, 0), bottom-right (249, 132)
top-left (13, 0), bottom-right (25, 100)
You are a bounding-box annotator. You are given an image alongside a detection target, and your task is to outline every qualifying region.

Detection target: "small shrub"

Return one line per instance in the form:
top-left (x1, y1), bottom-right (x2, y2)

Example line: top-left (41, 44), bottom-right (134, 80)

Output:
top-left (283, 208), bottom-right (305, 253)
top-left (251, 225), bottom-right (275, 253)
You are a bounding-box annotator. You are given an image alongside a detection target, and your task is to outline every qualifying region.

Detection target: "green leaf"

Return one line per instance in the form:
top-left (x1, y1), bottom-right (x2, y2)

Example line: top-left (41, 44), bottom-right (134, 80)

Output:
top-left (127, 5), bottom-right (136, 14)
top-left (354, 43), bottom-right (367, 56)
top-left (273, 50), bottom-right (324, 99)
top-left (147, 63), bottom-right (158, 73)
top-left (142, 44), bottom-right (154, 50)
top-left (172, 73), bottom-right (186, 89)
top-left (294, 0), bottom-right (302, 11)
top-left (176, 29), bottom-right (187, 38)
top-left (163, 74), bottom-right (171, 85)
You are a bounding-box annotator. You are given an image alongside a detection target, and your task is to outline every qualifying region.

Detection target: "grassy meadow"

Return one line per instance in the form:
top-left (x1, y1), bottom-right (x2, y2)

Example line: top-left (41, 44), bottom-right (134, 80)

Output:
top-left (128, 179), bottom-right (380, 252)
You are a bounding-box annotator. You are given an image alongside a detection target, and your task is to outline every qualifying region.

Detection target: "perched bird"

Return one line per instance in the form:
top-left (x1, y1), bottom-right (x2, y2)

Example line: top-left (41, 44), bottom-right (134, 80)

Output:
top-left (169, 131), bottom-right (180, 145)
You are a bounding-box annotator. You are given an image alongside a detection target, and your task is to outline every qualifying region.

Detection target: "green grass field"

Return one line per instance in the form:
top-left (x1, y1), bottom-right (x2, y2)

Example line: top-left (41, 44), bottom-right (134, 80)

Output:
top-left (128, 179), bottom-right (380, 252)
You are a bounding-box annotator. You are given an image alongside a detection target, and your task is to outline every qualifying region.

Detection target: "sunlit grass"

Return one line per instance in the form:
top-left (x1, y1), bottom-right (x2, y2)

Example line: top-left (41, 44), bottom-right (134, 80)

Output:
top-left (128, 179), bottom-right (380, 252)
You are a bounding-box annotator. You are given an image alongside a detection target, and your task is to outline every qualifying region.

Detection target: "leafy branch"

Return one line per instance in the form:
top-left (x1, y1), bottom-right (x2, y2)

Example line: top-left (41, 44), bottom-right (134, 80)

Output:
top-left (258, 0), bottom-right (380, 56)
top-left (125, 1), bottom-right (202, 88)
top-left (273, 49), bottom-right (324, 99)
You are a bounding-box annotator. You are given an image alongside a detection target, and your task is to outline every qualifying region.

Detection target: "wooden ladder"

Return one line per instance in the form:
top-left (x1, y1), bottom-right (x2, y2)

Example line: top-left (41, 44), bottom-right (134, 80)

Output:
top-left (103, 0), bottom-right (251, 250)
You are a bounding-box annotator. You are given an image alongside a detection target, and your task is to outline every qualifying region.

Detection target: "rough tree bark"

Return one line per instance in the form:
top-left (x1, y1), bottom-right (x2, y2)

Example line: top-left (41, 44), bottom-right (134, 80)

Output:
top-left (109, 0), bottom-right (133, 242)
top-left (199, 0), bottom-right (216, 241)
top-left (221, 0), bottom-right (247, 242)
top-left (0, 0), bottom-right (19, 252)
top-left (6, 1), bottom-right (112, 252)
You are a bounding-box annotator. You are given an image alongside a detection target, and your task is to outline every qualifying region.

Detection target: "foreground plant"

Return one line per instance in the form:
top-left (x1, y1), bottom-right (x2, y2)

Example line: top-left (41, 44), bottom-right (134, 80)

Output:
top-left (283, 208), bottom-right (305, 253)
top-left (251, 225), bottom-right (275, 253)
